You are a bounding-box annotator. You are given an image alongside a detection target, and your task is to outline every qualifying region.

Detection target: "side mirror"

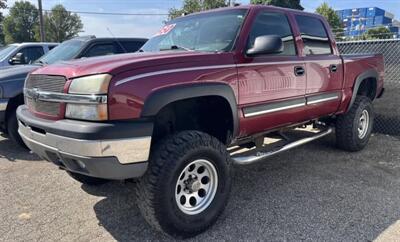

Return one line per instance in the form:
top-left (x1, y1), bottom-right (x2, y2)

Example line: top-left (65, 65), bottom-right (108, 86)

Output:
top-left (246, 35), bottom-right (284, 56)
top-left (9, 52), bottom-right (26, 65)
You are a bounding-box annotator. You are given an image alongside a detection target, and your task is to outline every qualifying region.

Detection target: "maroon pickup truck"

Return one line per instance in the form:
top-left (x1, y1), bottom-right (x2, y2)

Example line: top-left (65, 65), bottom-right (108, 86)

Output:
top-left (17, 5), bottom-right (384, 238)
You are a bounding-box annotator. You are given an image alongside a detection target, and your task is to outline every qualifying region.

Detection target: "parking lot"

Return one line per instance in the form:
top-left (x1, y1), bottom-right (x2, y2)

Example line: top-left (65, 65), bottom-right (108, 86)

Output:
top-left (1, 133), bottom-right (400, 241)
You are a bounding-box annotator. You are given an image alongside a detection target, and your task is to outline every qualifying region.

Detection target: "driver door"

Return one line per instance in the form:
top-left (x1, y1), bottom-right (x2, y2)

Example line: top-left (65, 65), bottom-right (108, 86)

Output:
top-left (237, 10), bottom-right (307, 135)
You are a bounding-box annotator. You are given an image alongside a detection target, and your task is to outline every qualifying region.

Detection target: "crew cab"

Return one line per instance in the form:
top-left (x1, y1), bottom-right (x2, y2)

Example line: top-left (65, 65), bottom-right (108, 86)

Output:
top-left (17, 5), bottom-right (384, 238)
top-left (0, 36), bottom-right (147, 147)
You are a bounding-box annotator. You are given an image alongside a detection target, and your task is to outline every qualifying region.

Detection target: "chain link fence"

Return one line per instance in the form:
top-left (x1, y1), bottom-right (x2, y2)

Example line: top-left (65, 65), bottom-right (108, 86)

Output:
top-left (337, 39), bottom-right (400, 136)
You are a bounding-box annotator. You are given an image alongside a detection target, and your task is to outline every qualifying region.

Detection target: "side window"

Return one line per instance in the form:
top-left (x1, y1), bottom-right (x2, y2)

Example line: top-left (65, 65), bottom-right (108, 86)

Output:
top-left (84, 43), bottom-right (116, 57)
top-left (295, 15), bottom-right (332, 55)
top-left (48, 45), bottom-right (57, 50)
top-left (248, 11), bottom-right (296, 56)
top-left (118, 41), bottom-right (145, 53)
top-left (20, 47), bottom-right (45, 64)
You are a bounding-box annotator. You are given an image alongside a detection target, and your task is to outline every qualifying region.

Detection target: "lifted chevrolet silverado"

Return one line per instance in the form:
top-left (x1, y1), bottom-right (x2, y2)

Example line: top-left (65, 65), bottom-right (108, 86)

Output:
top-left (17, 5), bottom-right (384, 238)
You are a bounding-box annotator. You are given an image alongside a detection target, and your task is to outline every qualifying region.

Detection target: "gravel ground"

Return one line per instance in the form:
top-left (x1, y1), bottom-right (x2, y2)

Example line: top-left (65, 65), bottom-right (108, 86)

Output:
top-left (1, 133), bottom-right (400, 241)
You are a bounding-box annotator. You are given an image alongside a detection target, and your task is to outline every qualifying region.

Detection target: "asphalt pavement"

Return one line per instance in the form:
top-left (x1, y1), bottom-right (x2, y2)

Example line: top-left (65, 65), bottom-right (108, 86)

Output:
top-left (1, 133), bottom-right (400, 241)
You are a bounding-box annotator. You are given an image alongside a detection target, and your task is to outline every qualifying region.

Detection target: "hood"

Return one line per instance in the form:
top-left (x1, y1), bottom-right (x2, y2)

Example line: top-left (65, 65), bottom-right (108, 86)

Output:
top-left (0, 65), bottom-right (40, 82)
top-left (31, 51), bottom-right (234, 79)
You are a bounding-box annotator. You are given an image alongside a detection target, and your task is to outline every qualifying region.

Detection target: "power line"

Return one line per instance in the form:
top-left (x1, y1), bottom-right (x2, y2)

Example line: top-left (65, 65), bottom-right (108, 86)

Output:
top-left (43, 9), bottom-right (169, 16)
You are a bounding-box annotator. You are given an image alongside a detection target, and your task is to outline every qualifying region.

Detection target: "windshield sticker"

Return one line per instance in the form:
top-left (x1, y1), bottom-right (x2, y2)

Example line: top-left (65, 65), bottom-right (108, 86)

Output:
top-left (154, 24), bottom-right (176, 37)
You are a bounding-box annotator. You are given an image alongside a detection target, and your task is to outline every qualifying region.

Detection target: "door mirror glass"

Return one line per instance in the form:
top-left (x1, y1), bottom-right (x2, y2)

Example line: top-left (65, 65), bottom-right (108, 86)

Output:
top-left (246, 35), bottom-right (283, 56)
top-left (9, 52), bottom-right (26, 65)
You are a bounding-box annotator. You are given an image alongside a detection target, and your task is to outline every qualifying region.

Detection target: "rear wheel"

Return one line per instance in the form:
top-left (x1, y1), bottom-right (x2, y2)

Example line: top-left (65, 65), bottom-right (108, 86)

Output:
top-left (67, 171), bottom-right (109, 186)
top-left (7, 109), bottom-right (27, 149)
top-left (336, 96), bottom-right (374, 151)
top-left (136, 131), bottom-right (232, 239)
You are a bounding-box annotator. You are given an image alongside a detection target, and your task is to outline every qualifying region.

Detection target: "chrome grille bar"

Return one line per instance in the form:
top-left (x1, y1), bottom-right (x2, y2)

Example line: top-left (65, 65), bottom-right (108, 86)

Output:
top-left (24, 88), bottom-right (108, 104)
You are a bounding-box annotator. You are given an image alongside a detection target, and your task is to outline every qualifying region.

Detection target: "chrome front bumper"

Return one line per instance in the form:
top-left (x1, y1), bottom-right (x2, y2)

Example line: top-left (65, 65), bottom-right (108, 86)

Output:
top-left (18, 121), bottom-right (151, 164)
top-left (17, 105), bottom-right (153, 179)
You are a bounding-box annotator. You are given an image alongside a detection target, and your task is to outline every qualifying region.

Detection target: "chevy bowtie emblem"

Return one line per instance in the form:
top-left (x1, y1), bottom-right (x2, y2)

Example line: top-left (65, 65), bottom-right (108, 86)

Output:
top-left (31, 88), bottom-right (40, 101)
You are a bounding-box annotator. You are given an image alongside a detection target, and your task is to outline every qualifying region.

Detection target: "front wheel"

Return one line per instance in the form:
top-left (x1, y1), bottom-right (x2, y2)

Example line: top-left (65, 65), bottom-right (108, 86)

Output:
top-left (7, 109), bottom-right (28, 149)
top-left (136, 131), bottom-right (232, 239)
top-left (336, 96), bottom-right (374, 151)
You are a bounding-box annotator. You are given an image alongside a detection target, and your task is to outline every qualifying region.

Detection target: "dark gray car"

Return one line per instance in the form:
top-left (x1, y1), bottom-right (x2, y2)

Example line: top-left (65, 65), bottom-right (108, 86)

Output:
top-left (0, 36), bottom-right (147, 147)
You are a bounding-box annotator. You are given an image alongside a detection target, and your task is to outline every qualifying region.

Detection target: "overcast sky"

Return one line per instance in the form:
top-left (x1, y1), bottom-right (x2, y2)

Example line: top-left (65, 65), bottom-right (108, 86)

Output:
top-left (1, 0), bottom-right (400, 39)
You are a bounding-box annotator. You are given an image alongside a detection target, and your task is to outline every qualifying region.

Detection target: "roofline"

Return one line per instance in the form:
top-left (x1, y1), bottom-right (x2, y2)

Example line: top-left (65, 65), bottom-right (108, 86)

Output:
top-left (171, 4), bottom-right (316, 21)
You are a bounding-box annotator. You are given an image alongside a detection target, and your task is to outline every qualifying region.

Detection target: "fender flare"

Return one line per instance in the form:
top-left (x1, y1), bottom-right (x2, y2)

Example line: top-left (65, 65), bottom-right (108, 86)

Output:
top-left (347, 69), bottom-right (379, 112)
top-left (141, 82), bottom-right (239, 137)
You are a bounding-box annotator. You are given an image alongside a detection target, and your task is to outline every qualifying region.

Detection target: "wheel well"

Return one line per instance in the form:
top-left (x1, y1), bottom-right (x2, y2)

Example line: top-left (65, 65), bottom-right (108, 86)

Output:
top-left (357, 78), bottom-right (377, 100)
top-left (151, 96), bottom-right (234, 145)
top-left (5, 94), bottom-right (24, 128)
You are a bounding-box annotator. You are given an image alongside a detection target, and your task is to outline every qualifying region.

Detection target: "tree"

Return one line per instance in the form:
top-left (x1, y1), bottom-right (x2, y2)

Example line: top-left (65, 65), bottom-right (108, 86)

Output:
top-left (315, 3), bottom-right (342, 38)
top-left (169, 0), bottom-right (227, 19)
top-left (36, 4), bottom-right (83, 42)
top-left (3, 1), bottom-right (38, 44)
top-left (362, 27), bottom-right (393, 40)
top-left (0, 0), bottom-right (7, 44)
top-left (250, 0), bottom-right (303, 10)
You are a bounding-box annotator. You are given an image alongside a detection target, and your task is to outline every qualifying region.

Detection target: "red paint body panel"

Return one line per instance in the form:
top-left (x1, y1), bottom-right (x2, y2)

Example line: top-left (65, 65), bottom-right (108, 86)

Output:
top-left (29, 5), bottom-right (385, 140)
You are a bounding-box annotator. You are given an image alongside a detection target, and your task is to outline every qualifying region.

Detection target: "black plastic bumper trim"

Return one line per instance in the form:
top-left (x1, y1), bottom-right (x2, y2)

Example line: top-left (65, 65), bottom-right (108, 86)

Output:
top-left (17, 105), bottom-right (153, 140)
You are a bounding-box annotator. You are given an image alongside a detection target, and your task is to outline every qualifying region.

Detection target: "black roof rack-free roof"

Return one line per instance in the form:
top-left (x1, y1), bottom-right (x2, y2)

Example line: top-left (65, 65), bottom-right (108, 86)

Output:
top-left (73, 35), bottom-right (96, 41)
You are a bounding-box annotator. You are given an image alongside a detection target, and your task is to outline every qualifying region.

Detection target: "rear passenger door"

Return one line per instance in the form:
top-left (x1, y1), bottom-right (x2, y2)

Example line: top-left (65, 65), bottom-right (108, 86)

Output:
top-left (295, 15), bottom-right (343, 119)
top-left (237, 10), bottom-right (307, 135)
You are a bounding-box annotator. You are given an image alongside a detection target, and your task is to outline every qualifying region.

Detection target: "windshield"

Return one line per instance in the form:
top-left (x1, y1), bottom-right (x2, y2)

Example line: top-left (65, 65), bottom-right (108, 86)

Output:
top-left (0, 45), bottom-right (18, 61)
top-left (141, 9), bottom-right (247, 52)
top-left (36, 39), bottom-right (86, 64)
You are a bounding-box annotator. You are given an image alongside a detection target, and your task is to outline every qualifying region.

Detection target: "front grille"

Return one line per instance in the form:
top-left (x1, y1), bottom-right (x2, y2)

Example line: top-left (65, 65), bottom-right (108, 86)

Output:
top-left (25, 98), bottom-right (60, 116)
top-left (25, 74), bottom-right (67, 92)
top-left (25, 74), bottom-right (67, 116)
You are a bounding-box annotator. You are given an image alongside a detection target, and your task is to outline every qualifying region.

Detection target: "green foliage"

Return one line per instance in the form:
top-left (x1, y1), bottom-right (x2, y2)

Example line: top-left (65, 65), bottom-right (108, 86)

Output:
top-left (250, 0), bottom-right (303, 10)
top-left (362, 27), bottom-right (393, 40)
top-left (315, 2), bottom-right (342, 39)
top-left (168, 0), bottom-right (227, 20)
top-left (36, 4), bottom-right (83, 42)
top-left (0, 0), bottom-right (7, 44)
top-left (3, 1), bottom-right (38, 44)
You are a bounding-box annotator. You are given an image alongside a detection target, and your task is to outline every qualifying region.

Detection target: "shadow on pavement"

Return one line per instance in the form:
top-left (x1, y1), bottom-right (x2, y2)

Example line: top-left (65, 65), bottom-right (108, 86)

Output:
top-left (85, 135), bottom-right (400, 241)
top-left (0, 135), bottom-right (41, 162)
top-left (82, 181), bottom-right (169, 241)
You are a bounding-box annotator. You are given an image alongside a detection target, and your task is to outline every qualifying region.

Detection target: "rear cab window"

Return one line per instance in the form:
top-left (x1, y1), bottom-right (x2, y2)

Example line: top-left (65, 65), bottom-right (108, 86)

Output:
top-left (295, 15), bottom-right (332, 55)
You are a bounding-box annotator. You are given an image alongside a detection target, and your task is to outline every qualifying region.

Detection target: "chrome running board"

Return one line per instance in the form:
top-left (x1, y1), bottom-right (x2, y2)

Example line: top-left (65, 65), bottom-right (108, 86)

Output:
top-left (232, 127), bottom-right (333, 165)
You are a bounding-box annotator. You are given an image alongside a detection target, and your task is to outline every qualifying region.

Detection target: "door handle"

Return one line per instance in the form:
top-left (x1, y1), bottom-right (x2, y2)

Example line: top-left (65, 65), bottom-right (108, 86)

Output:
top-left (294, 66), bottom-right (305, 76)
top-left (330, 64), bottom-right (338, 73)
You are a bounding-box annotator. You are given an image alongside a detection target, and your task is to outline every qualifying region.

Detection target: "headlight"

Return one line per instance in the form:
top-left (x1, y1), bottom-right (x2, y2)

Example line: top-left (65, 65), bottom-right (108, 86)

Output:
top-left (66, 74), bottom-right (112, 121)
top-left (68, 74), bottom-right (112, 94)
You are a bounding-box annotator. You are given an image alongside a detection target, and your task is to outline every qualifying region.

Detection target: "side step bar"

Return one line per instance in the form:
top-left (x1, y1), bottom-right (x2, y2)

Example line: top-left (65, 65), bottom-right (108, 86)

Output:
top-left (232, 127), bottom-right (333, 165)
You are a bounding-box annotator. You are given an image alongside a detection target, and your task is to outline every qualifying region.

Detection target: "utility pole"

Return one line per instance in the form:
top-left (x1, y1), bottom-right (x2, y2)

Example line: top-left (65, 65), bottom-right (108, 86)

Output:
top-left (38, 0), bottom-right (45, 42)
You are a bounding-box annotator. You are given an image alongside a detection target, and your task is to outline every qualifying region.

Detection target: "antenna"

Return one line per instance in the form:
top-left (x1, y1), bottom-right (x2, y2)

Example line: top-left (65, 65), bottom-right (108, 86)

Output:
top-left (107, 27), bottom-right (127, 53)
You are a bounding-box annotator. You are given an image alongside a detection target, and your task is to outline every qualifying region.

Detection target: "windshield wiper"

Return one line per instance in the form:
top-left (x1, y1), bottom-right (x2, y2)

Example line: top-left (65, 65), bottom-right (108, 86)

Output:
top-left (159, 45), bottom-right (194, 52)
top-left (34, 60), bottom-right (47, 65)
top-left (171, 45), bottom-right (194, 51)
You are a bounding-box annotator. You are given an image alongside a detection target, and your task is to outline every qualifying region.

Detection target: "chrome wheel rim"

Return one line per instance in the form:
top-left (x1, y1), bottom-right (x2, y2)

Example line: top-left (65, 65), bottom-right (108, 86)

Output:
top-left (358, 109), bottom-right (370, 139)
top-left (175, 159), bottom-right (218, 215)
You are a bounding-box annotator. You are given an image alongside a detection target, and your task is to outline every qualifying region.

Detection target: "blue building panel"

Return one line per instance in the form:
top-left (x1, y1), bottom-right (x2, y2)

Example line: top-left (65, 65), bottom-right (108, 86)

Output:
top-left (338, 7), bottom-right (399, 38)
top-left (374, 16), bottom-right (392, 25)
top-left (359, 8), bottom-right (367, 18)
top-left (367, 7), bottom-right (385, 17)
